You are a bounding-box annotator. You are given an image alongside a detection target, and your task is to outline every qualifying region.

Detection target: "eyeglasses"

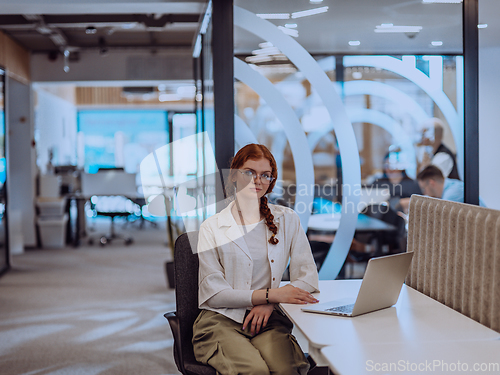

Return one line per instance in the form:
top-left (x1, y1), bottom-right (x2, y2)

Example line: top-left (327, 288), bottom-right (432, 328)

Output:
top-left (237, 169), bottom-right (275, 184)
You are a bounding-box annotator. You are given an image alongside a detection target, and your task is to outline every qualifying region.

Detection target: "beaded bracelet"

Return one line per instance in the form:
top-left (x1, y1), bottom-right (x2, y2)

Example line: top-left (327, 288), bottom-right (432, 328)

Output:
top-left (266, 288), bottom-right (270, 304)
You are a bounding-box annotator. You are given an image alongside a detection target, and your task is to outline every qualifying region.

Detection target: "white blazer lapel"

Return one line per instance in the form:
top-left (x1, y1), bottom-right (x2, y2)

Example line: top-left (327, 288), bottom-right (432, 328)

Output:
top-left (218, 202), bottom-right (252, 261)
top-left (225, 224), bottom-right (252, 260)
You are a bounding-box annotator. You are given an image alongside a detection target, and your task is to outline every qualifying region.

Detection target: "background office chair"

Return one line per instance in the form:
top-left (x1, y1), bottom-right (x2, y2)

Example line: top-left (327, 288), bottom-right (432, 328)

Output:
top-left (359, 202), bottom-right (407, 254)
top-left (164, 232), bottom-right (217, 375)
top-left (81, 171), bottom-right (137, 246)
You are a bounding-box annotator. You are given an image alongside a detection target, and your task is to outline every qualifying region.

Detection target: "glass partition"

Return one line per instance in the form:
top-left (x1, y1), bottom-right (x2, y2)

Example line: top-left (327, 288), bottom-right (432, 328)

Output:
top-left (233, 0), bottom-right (464, 279)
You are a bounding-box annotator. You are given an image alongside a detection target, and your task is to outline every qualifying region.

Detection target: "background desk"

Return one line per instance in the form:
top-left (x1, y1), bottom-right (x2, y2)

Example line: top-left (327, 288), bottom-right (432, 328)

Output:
top-left (321, 340), bottom-right (500, 375)
top-left (280, 280), bottom-right (500, 366)
top-left (308, 213), bottom-right (396, 233)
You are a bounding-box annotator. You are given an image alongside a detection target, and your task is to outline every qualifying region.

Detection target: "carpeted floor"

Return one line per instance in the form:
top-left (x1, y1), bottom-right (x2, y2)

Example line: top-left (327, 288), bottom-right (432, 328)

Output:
top-left (0, 218), bottom-right (181, 375)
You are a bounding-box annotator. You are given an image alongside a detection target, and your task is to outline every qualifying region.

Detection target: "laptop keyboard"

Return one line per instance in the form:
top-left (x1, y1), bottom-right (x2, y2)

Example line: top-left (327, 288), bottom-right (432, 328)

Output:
top-left (325, 303), bottom-right (355, 314)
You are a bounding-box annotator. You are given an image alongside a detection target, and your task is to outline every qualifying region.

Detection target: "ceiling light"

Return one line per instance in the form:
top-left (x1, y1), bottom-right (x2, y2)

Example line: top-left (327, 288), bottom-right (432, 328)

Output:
top-left (374, 24), bottom-right (422, 33)
top-left (159, 93), bottom-right (180, 102)
top-left (278, 26), bottom-right (299, 37)
top-left (431, 41), bottom-right (443, 46)
top-left (245, 55), bottom-right (273, 63)
top-left (478, 24), bottom-right (488, 29)
top-left (177, 85), bottom-right (196, 97)
top-left (422, 0), bottom-right (462, 3)
top-left (291, 6), bottom-right (329, 19)
top-left (63, 49), bottom-right (70, 73)
top-left (258, 42), bottom-right (274, 48)
top-left (310, 0), bottom-right (323, 3)
top-left (352, 72), bottom-right (362, 79)
top-left (285, 23), bottom-right (298, 29)
top-left (120, 23), bottom-right (137, 30)
top-left (252, 46), bottom-right (281, 55)
top-left (348, 40), bottom-right (361, 46)
top-left (85, 26), bottom-right (97, 35)
top-left (256, 13), bottom-right (290, 20)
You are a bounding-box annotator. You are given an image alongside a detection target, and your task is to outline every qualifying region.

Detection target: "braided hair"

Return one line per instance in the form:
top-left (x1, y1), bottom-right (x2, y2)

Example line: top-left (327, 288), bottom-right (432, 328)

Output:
top-left (227, 144), bottom-right (279, 245)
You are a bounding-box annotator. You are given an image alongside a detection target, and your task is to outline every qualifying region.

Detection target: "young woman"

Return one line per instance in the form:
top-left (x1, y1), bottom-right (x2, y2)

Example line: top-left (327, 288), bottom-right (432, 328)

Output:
top-left (193, 143), bottom-right (319, 375)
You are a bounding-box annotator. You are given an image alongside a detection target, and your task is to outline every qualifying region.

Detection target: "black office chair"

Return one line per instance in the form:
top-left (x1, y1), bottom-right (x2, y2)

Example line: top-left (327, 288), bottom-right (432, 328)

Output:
top-left (87, 196), bottom-right (134, 246)
top-left (164, 232), bottom-right (217, 375)
top-left (360, 203), bottom-right (407, 254)
top-left (163, 232), bottom-right (324, 374)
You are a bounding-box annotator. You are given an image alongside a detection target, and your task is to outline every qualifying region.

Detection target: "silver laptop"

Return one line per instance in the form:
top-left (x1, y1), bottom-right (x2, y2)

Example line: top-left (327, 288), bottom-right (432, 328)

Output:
top-left (302, 252), bottom-right (414, 317)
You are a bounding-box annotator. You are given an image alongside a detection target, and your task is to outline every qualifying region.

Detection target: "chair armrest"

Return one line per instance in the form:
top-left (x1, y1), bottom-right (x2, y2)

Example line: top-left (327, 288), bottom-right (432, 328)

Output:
top-left (164, 311), bottom-right (186, 374)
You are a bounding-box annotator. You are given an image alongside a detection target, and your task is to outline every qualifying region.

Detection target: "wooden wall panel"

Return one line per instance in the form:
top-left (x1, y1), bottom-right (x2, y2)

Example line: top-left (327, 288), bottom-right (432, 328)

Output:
top-left (0, 32), bottom-right (6, 69)
top-left (0, 31), bottom-right (30, 84)
top-left (76, 86), bottom-right (193, 107)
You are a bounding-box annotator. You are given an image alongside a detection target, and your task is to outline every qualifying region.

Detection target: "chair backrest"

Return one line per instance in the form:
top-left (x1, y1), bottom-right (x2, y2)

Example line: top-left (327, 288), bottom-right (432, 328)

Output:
top-left (406, 195), bottom-right (500, 332)
top-left (81, 171), bottom-right (137, 197)
top-left (174, 231), bottom-right (201, 363)
top-left (362, 203), bottom-right (406, 235)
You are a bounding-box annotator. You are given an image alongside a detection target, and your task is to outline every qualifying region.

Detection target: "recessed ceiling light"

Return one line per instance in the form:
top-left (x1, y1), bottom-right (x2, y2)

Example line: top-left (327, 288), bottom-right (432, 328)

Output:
top-left (252, 46), bottom-right (281, 55)
top-left (177, 86), bottom-right (196, 97)
top-left (374, 24), bottom-right (422, 33)
top-left (159, 93), bottom-right (180, 102)
top-left (256, 13), bottom-right (290, 20)
top-left (478, 24), bottom-right (488, 29)
top-left (348, 40), bottom-right (361, 46)
top-left (423, 0), bottom-right (462, 3)
top-left (120, 23), bottom-right (137, 30)
top-left (431, 41), bottom-right (443, 46)
top-left (245, 55), bottom-right (273, 63)
top-left (258, 42), bottom-right (273, 49)
top-left (278, 26), bottom-right (299, 37)
top-left (310, 0), bottom-right (324, 3)
top-left (285, 23), bottom-right (298, 29)
top-left (291, 6), bottom-right (329, 19)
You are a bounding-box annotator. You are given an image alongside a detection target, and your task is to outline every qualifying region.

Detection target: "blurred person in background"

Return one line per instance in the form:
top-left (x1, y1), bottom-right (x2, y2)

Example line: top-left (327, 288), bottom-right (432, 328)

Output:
top-left (417, 117), bottom-right (460, 180)
top-left (371, 147), bottom-right (421, 214)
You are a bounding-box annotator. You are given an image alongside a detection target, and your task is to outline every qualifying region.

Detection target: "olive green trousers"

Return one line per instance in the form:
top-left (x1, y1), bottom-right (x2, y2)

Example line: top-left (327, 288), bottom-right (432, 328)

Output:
top-left (192, 309), bottom-right (310, 375)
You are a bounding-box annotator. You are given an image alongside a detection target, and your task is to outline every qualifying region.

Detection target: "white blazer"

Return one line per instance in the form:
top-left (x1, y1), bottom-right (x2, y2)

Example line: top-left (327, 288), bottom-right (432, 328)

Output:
top-left (197, 201), bottom-right (319, 323)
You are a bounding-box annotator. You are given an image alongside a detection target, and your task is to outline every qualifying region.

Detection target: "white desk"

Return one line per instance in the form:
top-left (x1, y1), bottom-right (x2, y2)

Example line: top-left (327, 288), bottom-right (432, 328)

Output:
top-left (321, 340), bottom-right (500, 375)
top-left (280, 280), bottom-right (500, 366)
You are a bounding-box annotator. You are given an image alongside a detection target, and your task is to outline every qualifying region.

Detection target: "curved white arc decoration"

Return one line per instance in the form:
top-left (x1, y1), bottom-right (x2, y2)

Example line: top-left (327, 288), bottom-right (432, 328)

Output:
top-left (235, 6), bottom-right (361, 280)
top-left (234, 115), bottom-right (258, 148)
top-left (308, 109), bottom-right (417, 178)
top-left (344, 55), bottom-right (463, 179)
top-left (234, 58), bottom-right (314, 229)
top-left (342, 80), bottom-right (429, 125)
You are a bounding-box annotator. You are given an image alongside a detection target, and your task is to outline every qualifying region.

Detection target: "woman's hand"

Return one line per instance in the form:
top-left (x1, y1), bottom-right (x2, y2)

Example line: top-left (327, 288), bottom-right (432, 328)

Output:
top-left (242, 304), bottom-right (275, 336)
top-left (269, 284), bottom-right (319, 305)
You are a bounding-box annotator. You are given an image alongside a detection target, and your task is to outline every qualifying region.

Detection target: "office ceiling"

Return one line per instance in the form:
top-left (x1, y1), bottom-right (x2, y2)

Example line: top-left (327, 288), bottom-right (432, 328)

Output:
top-left (0, 0), bottom-right (497, 58)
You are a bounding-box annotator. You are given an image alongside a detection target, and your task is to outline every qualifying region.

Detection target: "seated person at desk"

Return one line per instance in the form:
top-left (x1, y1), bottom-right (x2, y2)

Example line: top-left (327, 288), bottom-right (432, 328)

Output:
top-left (193, 144), bottom-right (319, 375)
top-left (371, 150), bottom-right (421, 214)
top-left (417, 165), bottom-right (486, 206)
top-left (417, 117), bottom-right (460, 180)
